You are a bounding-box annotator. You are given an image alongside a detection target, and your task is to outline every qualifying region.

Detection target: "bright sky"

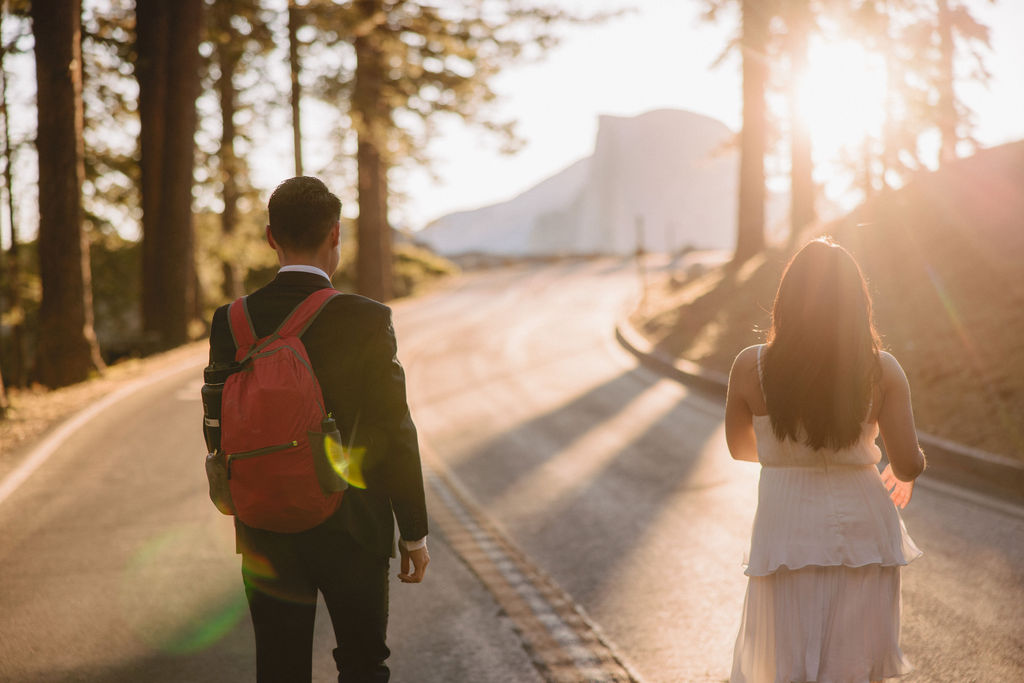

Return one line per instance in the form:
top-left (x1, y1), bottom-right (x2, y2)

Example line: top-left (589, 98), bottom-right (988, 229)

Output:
top-left (3, 1), bottom-right (1023, 242)
top-left (386, 0), bottom-right (1024, 231)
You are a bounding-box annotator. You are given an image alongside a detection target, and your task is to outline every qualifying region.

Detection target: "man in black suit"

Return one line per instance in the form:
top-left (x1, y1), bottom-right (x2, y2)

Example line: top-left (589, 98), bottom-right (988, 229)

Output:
top-left (208, 176), bottom-right (429, 682)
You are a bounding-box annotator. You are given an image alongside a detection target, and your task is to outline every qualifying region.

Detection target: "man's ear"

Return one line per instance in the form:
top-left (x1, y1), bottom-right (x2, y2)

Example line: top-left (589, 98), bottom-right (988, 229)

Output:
top-left (329, 221), bottom-right (341, 247)
top-left (266, 225), bottom-right (278, 249)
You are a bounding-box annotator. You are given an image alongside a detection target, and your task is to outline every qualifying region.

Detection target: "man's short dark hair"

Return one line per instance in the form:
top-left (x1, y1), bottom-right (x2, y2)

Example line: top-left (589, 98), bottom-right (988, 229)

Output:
top-left (267, 176), bottom-right (342, 252)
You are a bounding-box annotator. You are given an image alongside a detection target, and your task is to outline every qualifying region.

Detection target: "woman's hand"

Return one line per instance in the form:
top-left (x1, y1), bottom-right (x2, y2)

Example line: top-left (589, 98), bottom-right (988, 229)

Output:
top-left (881, 464), bottom-right (914, 509)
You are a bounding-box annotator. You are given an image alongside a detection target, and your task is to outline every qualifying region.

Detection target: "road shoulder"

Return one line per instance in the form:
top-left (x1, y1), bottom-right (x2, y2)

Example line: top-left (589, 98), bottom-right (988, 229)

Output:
top-left (615, 313), bottom-right (1024, 507)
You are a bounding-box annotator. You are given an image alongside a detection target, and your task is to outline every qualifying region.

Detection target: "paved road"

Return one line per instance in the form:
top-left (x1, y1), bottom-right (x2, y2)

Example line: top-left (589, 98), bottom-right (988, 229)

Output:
top-left (394, 259), bottom-right (1024, 682)
top-left (0, 354), bottom-right (542, 683)
top-left (1, 259), bottom-right (1022, 682)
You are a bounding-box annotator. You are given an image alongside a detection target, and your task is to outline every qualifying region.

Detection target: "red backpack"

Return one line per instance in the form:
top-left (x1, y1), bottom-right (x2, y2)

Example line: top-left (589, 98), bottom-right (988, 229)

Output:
top-left (218, 288), bottom-right (347, 532)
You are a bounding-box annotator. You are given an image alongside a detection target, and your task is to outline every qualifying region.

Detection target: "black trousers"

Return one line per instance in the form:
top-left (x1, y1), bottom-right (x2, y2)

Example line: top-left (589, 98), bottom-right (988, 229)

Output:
top-left (240, 522), bottom-right (391, 683)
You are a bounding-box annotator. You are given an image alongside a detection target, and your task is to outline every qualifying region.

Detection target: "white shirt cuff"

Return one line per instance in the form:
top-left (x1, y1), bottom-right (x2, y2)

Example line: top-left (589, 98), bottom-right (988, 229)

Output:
top-left (399, 536), bottom-right (427, 551)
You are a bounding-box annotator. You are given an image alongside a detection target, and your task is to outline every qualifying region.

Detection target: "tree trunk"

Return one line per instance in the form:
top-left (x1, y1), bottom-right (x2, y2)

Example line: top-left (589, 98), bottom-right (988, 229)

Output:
top-left (734, 0), bottom-right (767, 264)
top-left (136, 0), bottom-right (203, 348)
top-left (355, 138), bottom-right (393, 302)
top-left (0, 362), bottom-right (7, 418)
top-left (289, 2), bottom-right (304, 177)
top-left (215, 3), bottom-right (243, 300)
top-left (30, 0), bottom-right (104, 387)
top-left (787, 0), bottom-right (814, 242)
top-left (1, 9), bottom-right (25, 388)
top-left (353, 2), bottom-right (393, 302)
top-left (936, 0), bottom-right (957, 166)
top-left (135, 0), bottom-right (167, 343)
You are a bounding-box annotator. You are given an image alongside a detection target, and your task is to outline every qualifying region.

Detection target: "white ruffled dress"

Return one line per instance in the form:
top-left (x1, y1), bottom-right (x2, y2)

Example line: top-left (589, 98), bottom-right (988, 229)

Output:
top-left (731, 349), bottom-right (921, 683)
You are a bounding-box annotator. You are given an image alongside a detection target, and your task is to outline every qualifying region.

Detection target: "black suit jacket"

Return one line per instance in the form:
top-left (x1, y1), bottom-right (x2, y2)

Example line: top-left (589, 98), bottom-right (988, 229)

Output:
top-left (209, 270), bottom-right (428, 559)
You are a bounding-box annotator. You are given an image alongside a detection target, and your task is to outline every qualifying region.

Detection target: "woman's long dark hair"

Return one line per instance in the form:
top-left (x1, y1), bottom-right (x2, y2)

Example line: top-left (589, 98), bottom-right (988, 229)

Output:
top-left (763, 237), bottom-right (882, 450)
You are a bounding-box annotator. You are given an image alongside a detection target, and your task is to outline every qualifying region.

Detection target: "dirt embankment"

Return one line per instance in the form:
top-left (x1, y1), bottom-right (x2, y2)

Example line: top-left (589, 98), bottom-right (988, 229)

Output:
top-left (633, 141), bottom-right (1024, 460)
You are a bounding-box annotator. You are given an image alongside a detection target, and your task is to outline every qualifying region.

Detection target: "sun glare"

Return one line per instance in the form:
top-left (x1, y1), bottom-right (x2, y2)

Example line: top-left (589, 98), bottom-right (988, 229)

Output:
top-left (796, 39), bottom-right (889, 160)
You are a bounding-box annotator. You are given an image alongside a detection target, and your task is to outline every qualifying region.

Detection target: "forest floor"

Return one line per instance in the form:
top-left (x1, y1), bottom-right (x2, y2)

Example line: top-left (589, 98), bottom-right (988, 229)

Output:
top-left (631, 141), bottom-right (1024, 461)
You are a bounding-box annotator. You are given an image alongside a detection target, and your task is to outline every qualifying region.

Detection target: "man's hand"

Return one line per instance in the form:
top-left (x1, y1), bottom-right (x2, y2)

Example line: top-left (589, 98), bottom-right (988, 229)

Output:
top-left (880, 464), bottom-right (914, 509)
top-left (398, 542), bottom-right (430, 583)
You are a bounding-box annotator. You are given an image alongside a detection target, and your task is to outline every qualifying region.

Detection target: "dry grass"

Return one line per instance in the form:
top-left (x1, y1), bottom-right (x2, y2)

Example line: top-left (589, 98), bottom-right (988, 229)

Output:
top-left (634, 141), bottom-right (1024, 460)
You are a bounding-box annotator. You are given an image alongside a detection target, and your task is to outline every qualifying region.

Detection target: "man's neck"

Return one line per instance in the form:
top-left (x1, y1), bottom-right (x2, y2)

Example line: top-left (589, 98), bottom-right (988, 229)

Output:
top-left (278, 252), bottom-right (334, 276)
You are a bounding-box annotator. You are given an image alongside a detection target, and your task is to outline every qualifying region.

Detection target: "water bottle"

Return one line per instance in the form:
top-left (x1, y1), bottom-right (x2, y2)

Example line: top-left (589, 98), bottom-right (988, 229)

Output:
top-left (202, 361), bottom-right (240, 516)
top-left (313, 413), bottom-right (348, 493)
top-left (201, 361), bottom-right (239, 454)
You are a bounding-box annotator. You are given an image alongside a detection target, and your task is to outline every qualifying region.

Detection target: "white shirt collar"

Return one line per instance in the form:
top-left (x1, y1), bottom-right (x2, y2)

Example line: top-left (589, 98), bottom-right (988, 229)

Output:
top-left (278, 264), bottom-right (331, 282)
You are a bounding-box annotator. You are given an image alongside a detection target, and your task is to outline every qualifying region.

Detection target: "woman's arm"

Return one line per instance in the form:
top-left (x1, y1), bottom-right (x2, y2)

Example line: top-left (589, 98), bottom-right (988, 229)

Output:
top-left (725, 347), bottom-right (760, 462)
top-left (877, 352), bottom-right (926, 482)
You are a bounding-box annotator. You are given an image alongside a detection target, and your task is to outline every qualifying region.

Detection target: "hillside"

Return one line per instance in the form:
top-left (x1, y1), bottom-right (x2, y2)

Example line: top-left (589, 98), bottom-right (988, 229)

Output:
top-left (634, 141), bottom-right (1024, 458)
top-left (418, 109), bottom-right (740, 256)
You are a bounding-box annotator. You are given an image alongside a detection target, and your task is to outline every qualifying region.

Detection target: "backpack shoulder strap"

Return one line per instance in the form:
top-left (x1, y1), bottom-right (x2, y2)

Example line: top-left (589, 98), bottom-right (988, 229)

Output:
top-left (276, 288), bottom-right (340, 339)
top-left (228, 296), bottom-right (257, 350)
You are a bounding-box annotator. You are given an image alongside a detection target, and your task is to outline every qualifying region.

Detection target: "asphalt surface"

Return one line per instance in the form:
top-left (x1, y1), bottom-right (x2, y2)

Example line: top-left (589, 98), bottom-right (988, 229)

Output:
top-left (1, 258), bottom-right (1022, 682)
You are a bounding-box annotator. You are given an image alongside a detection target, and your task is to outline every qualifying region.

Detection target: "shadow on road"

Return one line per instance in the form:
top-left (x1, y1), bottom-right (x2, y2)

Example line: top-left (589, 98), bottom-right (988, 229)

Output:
top-left (448, 363), bottom-right (723, 602)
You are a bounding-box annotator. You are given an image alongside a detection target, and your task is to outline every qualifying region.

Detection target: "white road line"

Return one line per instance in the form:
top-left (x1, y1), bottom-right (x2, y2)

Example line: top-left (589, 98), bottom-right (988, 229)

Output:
top-left (916, 475), bottom-right (1024, 520)
top-left (0, 356), bottom-right (203, 507)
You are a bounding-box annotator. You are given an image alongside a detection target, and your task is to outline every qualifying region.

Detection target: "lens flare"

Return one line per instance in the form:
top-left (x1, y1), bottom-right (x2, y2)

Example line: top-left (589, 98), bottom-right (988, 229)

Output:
top-left (240, 548), bottom-right (277, 583)
top-left (119, 524), bottom-right (246, 654)
top-left (239, 544), bottom-right (311, 606)
top-left (922, 259), bottom-right (1022, 452)
top-left (323, 435), bottom-right (367, 490)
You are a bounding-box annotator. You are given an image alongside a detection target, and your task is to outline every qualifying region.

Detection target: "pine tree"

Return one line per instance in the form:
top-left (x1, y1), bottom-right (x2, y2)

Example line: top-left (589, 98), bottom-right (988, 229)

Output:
top-left (784, 0), bottom-right (814, 241)
top-left (135, 0), bottom-right (204, 347)
top-left (288, 0), bottom-right (304, 176)
top-left (932, 0), bottom-right (993, 165)
top-left (205, 0), bottom-right (273, 301)
top-left (309, 0), bottom-right (581, 301)
top-left (30, 0), bottom-right (104, 387)
top-left (80, 0), bottom-right (138, 235)
top-left (0, 1), bottom-right (27, 390)
top-left (838, 0), bottom-right (992, 192)
top-left (735, 0), bottom-right (770, 263)
top-left (703, 0), bottom-right (778, 263)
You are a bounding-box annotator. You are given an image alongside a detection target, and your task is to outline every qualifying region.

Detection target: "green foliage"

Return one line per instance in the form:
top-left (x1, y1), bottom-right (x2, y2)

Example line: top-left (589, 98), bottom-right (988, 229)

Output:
top-left (391, 240), bottom-right (458, 298)
top-left (307, 1), bottom-right (597, 169)
top-left (1, 233), bottom-right (145, 367)
top-left (0, 244), bottom-right (38, 327)
top-left (197, 217), bottom-right (456, 303)
top-left (326, 226), bottom-right (457, 298)
top-left (88, 232), bottom-right (140, 354)
top-left (294, 0), bottom-right (601, 300)
top-left (194, 207), bottom-right (276, 312)
top-left (4, 0), bottom-right (568, 370)
top-left (81, 0), bottom-right (140, 239)
top-left (703, 0), bottom-right (995, 201)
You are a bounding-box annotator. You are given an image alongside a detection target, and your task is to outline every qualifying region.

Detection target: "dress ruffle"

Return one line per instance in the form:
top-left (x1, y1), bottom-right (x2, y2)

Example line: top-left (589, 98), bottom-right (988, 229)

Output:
top-left (731, 412), bottom-right (921, 683)
top-left (743, 465), bottom-right (922, 577)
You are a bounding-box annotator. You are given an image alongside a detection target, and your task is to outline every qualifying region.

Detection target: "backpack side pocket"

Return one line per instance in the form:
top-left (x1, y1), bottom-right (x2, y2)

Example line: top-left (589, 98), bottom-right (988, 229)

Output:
top-left (205, 450), bottom-right (236, 515)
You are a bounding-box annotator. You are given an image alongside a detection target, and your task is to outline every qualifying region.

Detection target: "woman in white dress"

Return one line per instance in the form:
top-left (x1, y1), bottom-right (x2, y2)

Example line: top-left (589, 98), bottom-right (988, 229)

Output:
top-left (725, 237), bottom-right (926, 683)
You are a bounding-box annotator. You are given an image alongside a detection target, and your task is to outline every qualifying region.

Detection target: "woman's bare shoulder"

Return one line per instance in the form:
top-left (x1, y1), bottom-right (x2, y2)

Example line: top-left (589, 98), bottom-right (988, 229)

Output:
top-left (879, 351), bottom-right (909, 383)
top-left (729, 345), bottom-right (764, 399)
top-left (732, 344), bottom-right (763, 369)
top-left (877, 351), bottom-right (914, 409)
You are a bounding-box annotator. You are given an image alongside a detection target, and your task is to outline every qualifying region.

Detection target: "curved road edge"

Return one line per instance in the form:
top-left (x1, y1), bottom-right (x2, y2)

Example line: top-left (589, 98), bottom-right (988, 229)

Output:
top-left (614, 314), bottom-right (1024, 508)
top-left (0, 348), bottom-right (207, 508)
